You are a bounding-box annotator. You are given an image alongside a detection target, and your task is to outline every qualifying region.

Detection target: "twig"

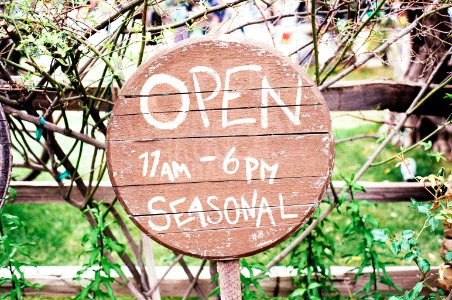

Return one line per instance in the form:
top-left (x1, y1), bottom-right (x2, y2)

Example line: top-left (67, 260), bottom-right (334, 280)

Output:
top-left (224, 12), bottom-right (308, 34)
top-left (3, 106), bottom-right (105, 149)
top-left (318, 2), bottom-right (452, 91)
top-left (12, 162), bottom-right (47, 172)
top-left (126, 0), bottom-right (248, 33)
top-left (335, 134), bottom-right (380, 144)
top-left (253, 0), bottom-right (275, 47)
top-left (319, 0), bottom-right (387, 85)
top-left (182, 259), bottom-right (207, 300)
top-left (138, 0), bottom-right (148, 66)
top-left (175, 252), bottom-right (207, 300)
top-left (146, 254), bottom-right (184, 296)
top-left (310, 0), bottom-right (320, 84)
top-left (372, 119), bottom-right (450, 166)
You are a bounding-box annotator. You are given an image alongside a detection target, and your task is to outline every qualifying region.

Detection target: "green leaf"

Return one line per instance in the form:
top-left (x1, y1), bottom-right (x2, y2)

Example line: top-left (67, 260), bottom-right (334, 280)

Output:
top-left (417, 204), bottom-right (431, 214)
top-left (417, 258), bottom-right (430, 273)
top-left (428, 217), bottom-right (439, 231)
top-left (401, 239), bottom-right (411, 251)
top-left (371, 229), bottom-right (388, 243)
top-left (411, 282), bottom-right (423, 296)
top-left (402, 230), bottom-right (415, 240)
top-left (427, 152), bottom-right (445, 162)
top-left (391, 241), bottom-right (401, 254)
top-left (419, 140), bottom-right (432, 150)
top-left (307, 282), bottom-right (322, 290)
top-left (209, 286), bottom-right (220, 297)
top-left (404, 252), bottom-right (416, 261)
top-left (445, 251), bottom-right (452, 262)
top-left (290, 288), bottom-right (306, 297)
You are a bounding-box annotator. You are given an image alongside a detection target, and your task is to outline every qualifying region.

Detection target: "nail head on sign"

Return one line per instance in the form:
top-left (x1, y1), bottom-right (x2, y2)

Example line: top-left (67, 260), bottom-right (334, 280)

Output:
top-left (106, 35), bottom-right (334, 260)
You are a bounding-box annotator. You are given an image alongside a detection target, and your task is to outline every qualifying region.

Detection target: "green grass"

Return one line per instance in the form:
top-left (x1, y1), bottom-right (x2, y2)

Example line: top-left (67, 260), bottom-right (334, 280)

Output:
top-left (332, 122), bottom-right (451, 181)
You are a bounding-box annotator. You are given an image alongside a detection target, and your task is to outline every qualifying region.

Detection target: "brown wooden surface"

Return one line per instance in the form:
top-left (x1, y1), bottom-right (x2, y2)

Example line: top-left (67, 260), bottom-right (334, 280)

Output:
top-left (218, 260), bottom-right (241, 300)
top-left (0, 104), bottom-right (11, 208)
top-left (109, 135), bottom-right (331, 186)
top-left (106, 36), bottom-right (334, 259)
top-left (4, 80), bottom-right (450, 116)
top-left (323, 80), bottom-right (452, 116)
top-left (108, 105), bottom-right (328, 140)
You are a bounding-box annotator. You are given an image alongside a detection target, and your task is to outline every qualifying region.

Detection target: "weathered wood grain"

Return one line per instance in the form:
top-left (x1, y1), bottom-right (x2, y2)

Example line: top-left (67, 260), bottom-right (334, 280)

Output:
top-left (108, 134), bottom-right (332, 186)
top-left (115, 89), bottom-right (320, 115)
top-left (115, 177), bottom-right (323, 215)
top-left (323, 80), bottom-right (452, 116)
top-left (133, 204), bottom-right (312, 233)
top-left (0, 104), bottom-right (12, 208)
top-left (106, 36), bottom-right (334, 259)
top-left (218, 260), bottom-right (241, 300)
top-left (108, 105), bottom-right (329, 141)
top-left (143, 223), bottom-right (303, 259)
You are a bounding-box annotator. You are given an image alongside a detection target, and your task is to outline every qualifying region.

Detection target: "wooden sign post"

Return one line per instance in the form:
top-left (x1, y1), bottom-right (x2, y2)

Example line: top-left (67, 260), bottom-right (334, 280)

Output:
top-left (106, 36), bottom-right (334, 298)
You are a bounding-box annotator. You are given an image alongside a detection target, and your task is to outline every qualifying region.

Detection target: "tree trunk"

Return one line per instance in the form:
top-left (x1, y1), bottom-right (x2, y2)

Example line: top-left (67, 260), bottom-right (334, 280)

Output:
top-left (386, 4), bottom-right (452, 160)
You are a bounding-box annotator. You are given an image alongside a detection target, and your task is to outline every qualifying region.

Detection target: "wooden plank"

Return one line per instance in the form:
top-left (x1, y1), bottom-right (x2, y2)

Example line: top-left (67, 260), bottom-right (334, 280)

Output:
top-left (0, 265), bottom-right (437, 297)
top-left (141, 223), bottom-right (303, 259)
top-left (8, 181), bottom-right (115, 205)
top-left (133, 204), bottom-right (313, 233)
top-left (115, 177), bottom-right (323, 215)
top-left (331, 181), bottom-right (435, 202)
top-left (2, 80), bottom-right (450, 116)
top-left (323, 80), bottom-right (452, 116)
top-left (108, 134), bottom-right (333, 186)
top-left (114, 90), bottom-right (321, 115)
top-left (108, 104), bottom-right (329, 141)
top-left (7, 180), bottom-right (435, 204)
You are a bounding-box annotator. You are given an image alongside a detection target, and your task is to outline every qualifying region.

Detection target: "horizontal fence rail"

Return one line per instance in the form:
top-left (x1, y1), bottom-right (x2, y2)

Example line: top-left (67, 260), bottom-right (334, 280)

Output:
top-left (9, 180), bottom-right (434, 205)
top-left (1, 80), bottom-right (451, 116)
top-left (0, 265), bottom-right (438, 297)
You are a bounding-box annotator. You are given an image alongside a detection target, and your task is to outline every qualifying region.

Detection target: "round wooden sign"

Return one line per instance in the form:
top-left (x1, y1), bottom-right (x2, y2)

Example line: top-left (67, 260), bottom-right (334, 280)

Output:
top-left (0, 104), bottom-right (12, 209)
top-left (107, 36), bottom-right (334, 259)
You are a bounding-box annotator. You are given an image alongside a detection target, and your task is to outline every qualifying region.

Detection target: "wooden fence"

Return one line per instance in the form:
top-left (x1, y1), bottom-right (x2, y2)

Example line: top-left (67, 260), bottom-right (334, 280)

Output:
top-left (2, 79), bottom-right (450, 297)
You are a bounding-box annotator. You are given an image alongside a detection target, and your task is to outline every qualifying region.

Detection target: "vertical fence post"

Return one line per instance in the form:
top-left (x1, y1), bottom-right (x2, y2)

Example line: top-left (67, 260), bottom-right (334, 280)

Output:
top-left (141, 233), bottom-right (161, 300)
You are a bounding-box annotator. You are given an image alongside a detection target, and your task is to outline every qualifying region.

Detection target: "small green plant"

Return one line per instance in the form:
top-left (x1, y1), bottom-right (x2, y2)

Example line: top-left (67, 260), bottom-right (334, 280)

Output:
top-left (209, 259), bottom-right (269, 299)
top-left (388, 168), bottom-right (451, 297)
top-left (288, 209), bottom-right (339, 300)
top-left (0, 187), bottom-right (39, 299)
top-left (340, 177), bottom-right (399, 299)
top-left (240, 259), bottom-right (270, 300)
top-left (74, 201), bottom-right (127, 300)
